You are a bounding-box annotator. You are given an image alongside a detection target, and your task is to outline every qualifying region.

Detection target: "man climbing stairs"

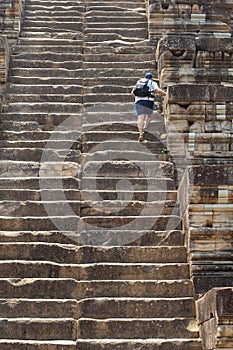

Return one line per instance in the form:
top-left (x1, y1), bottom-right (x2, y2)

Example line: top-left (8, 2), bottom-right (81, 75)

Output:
top-left (0, 0), bottom-right (202, 349)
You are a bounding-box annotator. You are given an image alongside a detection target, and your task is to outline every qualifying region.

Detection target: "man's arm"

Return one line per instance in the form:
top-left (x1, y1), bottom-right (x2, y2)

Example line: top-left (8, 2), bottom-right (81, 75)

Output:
top-left (155, 87), bottom-right (167, 96)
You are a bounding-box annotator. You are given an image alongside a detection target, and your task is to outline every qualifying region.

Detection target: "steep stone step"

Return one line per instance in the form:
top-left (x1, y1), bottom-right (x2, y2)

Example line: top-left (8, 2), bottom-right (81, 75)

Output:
top-left (84, 28), bottom-right (147, 38)
top-left (78, 318), bottom-right (199, 339)
top-left (85, 33), bottom-right (146, 43)
top-left (8, 77), bottom-right (83, 85)
top-left (0, 112), bottom-right (80, 127)
top-left (78, 229), bottom-right (184, 246)
top-left (10, 68), bottom-right (83, 77)
top-left (84, 52), bottom-right (154, 62)
top-left (0, 214), bottom-right (180, 232)
top-left (0, 244), bottom-right (187, 263)
top-left (81, 189), bottom-right (177, 201)
top-left (0, 318), bottom-right (77, 340)
top-left (7, 84), bottom-right (83, 95)
top-left (80, 215), bottom-right (181, 232)
top-left (83, 61), bottom-right (154, 69)
top-left (12, 45), bottom-right (83, 54)
top-left (0, 177), bottom-right (80, 190)
top-left (10, 60), bottom-right (83, 69)
top-left (21, 21), bottom-right (83, 32)
top-left (86, 21), bottom-right (147, 29)
top-left (0, 231), bottom-right (77, 244)
top-left (0, 229), bottom-right (184, 246)
top-left (17, 38), bottom-right (83, 46)
top-left (76, 339), bottom-right (202, 350)
top-left (81, 200), bottom-right (177, 217)
top-left (81, 176), bottom-right (175, 190)
top-left (85, 11), bottom-right (146, 21)
top-left (0, 299), bottom-right (79, 318)
top-left (3, 102), bottom-right (83, 113)
top-left (0, 261), bottom-right (190, 280)
top-left (81, 297), bottom-right (195, 318)
top-left (82, 160), bottom-right (174, 178)
top-left (0, 148), bottom-right (80, 162)
top-left (0, 140), bottom-right (80, 149)
top-left (0, 161), bottom-right (79, 178)
top-left (0, 278), bottom-right (193, 299)
top-left (6, 94), bottom-right (83, 104)
top-left (0, 340), bottom-right (76, 350)
top-left (1, 130), bottom-right (80, 141)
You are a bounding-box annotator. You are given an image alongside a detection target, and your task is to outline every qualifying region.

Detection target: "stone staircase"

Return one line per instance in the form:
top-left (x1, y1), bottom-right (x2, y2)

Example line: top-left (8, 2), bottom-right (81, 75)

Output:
top-left (0, 0), bottom-right (202, 349)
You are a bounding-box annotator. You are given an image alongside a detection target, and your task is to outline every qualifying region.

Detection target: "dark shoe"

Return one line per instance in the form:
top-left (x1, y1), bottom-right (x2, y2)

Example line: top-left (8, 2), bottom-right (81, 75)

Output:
top-left (138, 134), bottom-right (143, 142)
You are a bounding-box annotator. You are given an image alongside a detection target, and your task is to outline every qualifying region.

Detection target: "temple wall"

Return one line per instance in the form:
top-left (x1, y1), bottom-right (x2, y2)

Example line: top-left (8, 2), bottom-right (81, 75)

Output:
top-left (149, 0), bottom-right (233, 296)
top-left (0, 0), bottom-right (24, 93)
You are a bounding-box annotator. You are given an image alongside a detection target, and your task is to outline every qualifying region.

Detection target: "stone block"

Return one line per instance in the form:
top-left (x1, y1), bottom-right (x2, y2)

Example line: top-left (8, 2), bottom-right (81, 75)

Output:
top-left (197, 288), bottom-right (233, 349)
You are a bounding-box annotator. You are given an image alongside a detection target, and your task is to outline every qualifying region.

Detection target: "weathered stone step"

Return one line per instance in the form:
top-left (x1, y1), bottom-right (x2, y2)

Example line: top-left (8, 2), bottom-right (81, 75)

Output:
top-left (21, 21), bottom-right (83, 31)
top-left (84, 44), bottom-right (155, 55)
top-left (0, 318), bottom-right (76, 340)
top-left (81, 190), bottom-right (177, 201)
top-left (76, 339), bottom-right (202, 350)
top-left (11, 51), bottom-right (83, 61)
top-left (84, 28), bottom-right (147, 38)
top-left (83, 60), bottom-right (154, 69)
top-left (86, 6), bottom-right (145, 14)
top-left (10, 60), bottom-right (83, 69)
top-left (85, 11), bottom-right (145, 20)
top-left (86, 21), bottom-right (146, 29)
top-left (23, 15), bottom-right (84, 22)
top-left (81, 200), bottom-right (177, 217)
top-left (84, 52), bottom-right (154, 62)
top-left (12, 45), bottom-right (83, 54)
top-left (6, 94), bottom-right (83, 103)
top-left (0, 261), bottom-right (190, 280)
top-left (8, 77), bottom-right (83, 85)
top-left (0, 177), bottom-right (80, 190)
top-left (80, 215), bottom-right (181, 231)
top-left (17, 38), bottom-right (83, 46)
top-left (85, 33), bottom-right (146, 42)
top-left (79, 229), bottom-right (184, 246)
top-left (0, 201), bottom-right (80, 218)
top-left (0, 279), bottom-right (193, 299)
top-left (83, 61), bottom-right (153, 69)
top-left (0, 148), bottom-right (80, 162)
top-left (10, 67), bottom-right (83, 77)
top-left (84, 68), bottom-right (155, 77)
top-left (0, 229), bottom-right (184, 246)
top-left (3, 102), bottom-right (83, 113)
top-left (82, 160), bottom-right (174, 178)
top-left (0, 139), bottom-right (80, 149)
top-left (1, 130), bottom-right (80, 141)
top-left (0, 298), bottom-right (78, 318)
top-left (25, 1), bottom-right (84, 7)
top-left (0, 244), bottom-right (187, 263)
top-left (78, 318), bottom-right (199, 339)
top-left (81, 176), bottom-right (175, 190)
top-left (0, 190), bottom-right (80, 201)
top-left (81, 297), bottom-right (195, 318)
top-left (0, 340), bottom-right (76, 350)
top-left (0, 214), bottom-right (180, 232)
top-left (0, 112), bottom-right (80, 126)
top-left (81, 129), bottom-right (167, 146)
top-left (7, 84), bottom-right (83, 95)
top-left (24, 5), bottom-right (84, 12)
top-left (0, 231), bottom-right (77, 244)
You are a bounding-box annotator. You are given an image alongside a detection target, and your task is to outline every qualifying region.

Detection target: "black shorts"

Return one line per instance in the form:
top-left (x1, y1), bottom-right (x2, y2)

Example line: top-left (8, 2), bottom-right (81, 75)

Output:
top-left (135, 100), bottom-right (154, 115)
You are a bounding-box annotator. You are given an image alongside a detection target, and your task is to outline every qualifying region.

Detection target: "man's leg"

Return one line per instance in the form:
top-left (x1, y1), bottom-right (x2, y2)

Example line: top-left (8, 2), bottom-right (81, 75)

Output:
top-left (137, 114), bottom-right (145, 140)
top-left (143, 113), bottom-right (153, 131)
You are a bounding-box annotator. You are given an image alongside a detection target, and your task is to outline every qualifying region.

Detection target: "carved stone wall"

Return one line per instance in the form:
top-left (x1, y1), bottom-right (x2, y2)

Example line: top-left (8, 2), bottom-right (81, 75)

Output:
top-left (149, 0), bottom-right (233, 296)
top-left (0, 0), bottom-right (24, 92)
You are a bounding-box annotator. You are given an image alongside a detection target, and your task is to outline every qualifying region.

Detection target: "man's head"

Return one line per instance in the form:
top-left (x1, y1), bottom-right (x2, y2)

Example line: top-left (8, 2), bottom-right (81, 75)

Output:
top-left (145, 72), bottom-right (153, 79)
